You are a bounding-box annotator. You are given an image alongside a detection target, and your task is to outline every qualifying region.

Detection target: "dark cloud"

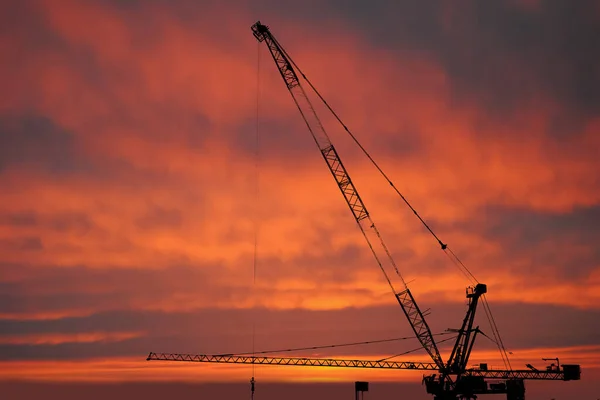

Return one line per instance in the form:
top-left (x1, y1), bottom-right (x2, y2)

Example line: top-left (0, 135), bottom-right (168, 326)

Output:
top-left (0, 339), bottom-right (136, 361)
top-left (0, 300), bottom-right (597, 361)
top-left (0, 1), bottom-right (66, 62)
top-left (0, 382), bottom-right (432, 400)
top-left (313, 1), bottom-right (600, 121)
top-left (483, 204), bottom-right (600, 239)
top-left (48, 213), bottom-right (94, 234)
top-left (444, 1), bottom-right (600, 117)
top-left (0, 211), bottom-right (38, 227)
top-left (365, 124), bottom-right (423, 160)
top-left (3, 380), bottom-right (599, 400)
top-left (135, 206), bottom-right (183, 230)
top-left (446, 204), bottom-right (600, 279)
top-left (0, 115), bottom-right (89, 173)
top-left (231, 93), bottom-right (424, 165)
top-left (0, 264), bottom-right (215, 316)
top-left (0, 211), bottom-right (93, 235)
top-left (0, 251), bottom-right (380, 317)
top-left (0, 237), bottom-right (44, 252)
top-left (0, 112), bottom-right (206, 194)
top-left (232, 117), bottom-right (317, 164)
top-left (0, 3), bottom-right (596, 394)
top-left (0, 3), bottom-right (216, 173)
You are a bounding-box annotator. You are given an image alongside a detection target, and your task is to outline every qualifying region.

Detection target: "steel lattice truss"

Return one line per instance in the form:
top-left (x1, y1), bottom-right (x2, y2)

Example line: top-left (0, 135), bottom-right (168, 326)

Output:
top-left (145, 21), bottom-right (582, 399)
top-left (249, 21), bottom-right (445, 371)
top-left (147, 352), bottom-right (569, 381)
top-left (321, 145), bottom-right (368, 222)
top-left (463, 369), bottom-right (568, 380)
top-left (147, 352), bottom-right (438, 370)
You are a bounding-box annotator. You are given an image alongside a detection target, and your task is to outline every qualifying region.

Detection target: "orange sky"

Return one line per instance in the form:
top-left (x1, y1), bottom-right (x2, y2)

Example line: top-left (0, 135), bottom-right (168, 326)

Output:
top-left (1, 1), bottom-right (599, 399)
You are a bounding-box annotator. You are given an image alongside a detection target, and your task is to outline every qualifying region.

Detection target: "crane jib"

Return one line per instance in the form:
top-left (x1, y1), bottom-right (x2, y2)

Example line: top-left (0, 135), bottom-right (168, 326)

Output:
top-left (250, 20), bottom-right (445, 371)
top-left (146, 352), bottom-right (579, 381)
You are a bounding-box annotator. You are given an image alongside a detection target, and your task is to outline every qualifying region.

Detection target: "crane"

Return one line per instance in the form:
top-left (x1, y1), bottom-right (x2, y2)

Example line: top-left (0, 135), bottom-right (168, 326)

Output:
top-left (147, 21), bottom-right (581, 400)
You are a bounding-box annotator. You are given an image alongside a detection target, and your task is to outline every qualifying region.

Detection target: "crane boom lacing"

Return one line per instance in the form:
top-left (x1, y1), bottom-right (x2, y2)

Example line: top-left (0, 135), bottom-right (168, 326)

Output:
top-left (251, 21), bottom-right (444, 370)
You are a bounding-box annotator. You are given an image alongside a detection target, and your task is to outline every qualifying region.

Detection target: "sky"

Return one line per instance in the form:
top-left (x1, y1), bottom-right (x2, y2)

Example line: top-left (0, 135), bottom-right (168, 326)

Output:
top-left (1, 0), bottom-right (599, 399)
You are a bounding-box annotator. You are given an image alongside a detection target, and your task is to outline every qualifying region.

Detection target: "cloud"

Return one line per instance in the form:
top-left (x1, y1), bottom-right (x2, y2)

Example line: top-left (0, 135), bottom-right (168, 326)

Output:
top-left (460, 205), bottom-right (600, 279)
top-left (0, 236), bottom-right (44, 251)
top-left (0, 115), bottom-right (87, 173)
top-left (316, 0), bottom-right (600, 121)
top-left (0, 0), bottom-right (598, 387)
top-left (0, 332), bottom-right (142, 345)
top-left (0, 1), bottom-right (597, 308)
top-left (0, 210), bottom-right (93, 233)
top-left (0, 302), bottom-right (598, 360)
top-left (135, 206), bottom-right (183, 230)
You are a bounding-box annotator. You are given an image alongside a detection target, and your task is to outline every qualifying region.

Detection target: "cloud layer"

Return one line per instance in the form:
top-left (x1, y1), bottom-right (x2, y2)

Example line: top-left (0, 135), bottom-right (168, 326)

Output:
top-left (1, 0), bottom-right (598, 395)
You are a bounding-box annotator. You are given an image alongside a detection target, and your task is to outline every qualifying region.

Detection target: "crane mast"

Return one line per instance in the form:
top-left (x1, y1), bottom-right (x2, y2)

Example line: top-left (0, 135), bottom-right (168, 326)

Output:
top-left (446, 283), bottom-right (487, 374)
top-left (251, 20), bottom-right (444, 371)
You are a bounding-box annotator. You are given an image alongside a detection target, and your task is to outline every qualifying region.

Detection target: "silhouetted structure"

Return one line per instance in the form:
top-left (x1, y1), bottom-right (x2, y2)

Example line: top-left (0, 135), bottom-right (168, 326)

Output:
top-left (355, 381), bottom-right (368, 400)
top-left (147, 20), bottom-right (581, 400)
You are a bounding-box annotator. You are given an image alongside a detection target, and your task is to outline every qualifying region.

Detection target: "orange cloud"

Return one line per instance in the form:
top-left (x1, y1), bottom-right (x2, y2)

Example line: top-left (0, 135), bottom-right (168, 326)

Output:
top-left (0, 1), bottom-right (598, 391)
top-left (0, 331), bottom-right (143, 345)
top-left (0, 344), bottom-right (597, 383)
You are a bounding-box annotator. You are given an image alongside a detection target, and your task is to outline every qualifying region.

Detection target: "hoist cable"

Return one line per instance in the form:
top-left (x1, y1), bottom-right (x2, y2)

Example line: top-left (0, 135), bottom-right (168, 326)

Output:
top-left (481, 296), bottom-right (510, 370)
top-left (448, 248), bottom-right (478, 284)
top-left (482, 295), bottom-right (512, 370)
top-left (377, 335), bottom-right (458, 362)
top-left (286, 53), bottom-right (516, 370)
top-left (250, 39), bottom-right (262, 398)
top-left (443, 250), bottom-right (477, 285)
top-left (273, 30), bottom-right (515, 372)
top-left (478, 329), bottom-right (499, 346)
top-left (273, 38), bottom-right (403, 291)
top-left (283, 49), bottom-right (480, 286)
top-left (218, 332), bottom-right (455, 357)
top-left (286, 55), bottom-right (446, 250)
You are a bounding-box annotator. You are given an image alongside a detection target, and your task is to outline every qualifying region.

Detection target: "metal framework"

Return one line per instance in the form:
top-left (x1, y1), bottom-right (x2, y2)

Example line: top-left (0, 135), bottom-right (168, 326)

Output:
top-left (446, 284), bottom-right (486, 374)
top-left (147, 352), bottom-right (577, 382)
top-left (147, 352), bottom-right (437, 370)
top-left (251, 18), bottom-right (444, 373)
top-left (464, 369), bottom-right (573, 381)
top-left (147, 20), bottom-right (582, 400)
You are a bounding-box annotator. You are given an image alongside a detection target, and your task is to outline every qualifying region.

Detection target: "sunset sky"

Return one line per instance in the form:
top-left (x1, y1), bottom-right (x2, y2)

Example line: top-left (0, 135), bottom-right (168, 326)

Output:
top-left (1, 0), bottom-right (599, 399)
